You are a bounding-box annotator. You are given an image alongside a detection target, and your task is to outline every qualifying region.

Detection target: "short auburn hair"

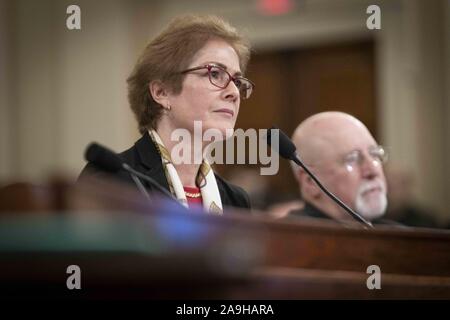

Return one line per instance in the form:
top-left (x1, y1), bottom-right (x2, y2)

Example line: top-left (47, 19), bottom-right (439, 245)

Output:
top-left (127, 14), bottom-right (251, 134)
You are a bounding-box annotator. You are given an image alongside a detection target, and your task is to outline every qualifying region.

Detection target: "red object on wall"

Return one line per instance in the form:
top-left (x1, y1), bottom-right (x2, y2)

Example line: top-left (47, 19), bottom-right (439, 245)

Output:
top-left (257, 0), bottom-right (294, 16)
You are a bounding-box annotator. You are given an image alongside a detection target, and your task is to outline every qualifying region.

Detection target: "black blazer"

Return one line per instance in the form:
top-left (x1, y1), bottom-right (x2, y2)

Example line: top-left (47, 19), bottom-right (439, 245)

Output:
top-left (79, 132), bottom-right (251, 210)
top-left (288, 202), bottom-right (402, 226)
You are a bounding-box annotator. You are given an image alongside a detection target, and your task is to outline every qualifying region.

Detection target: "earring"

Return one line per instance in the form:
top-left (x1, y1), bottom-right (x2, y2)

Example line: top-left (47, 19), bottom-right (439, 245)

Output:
top-left (161, 104), bottom-right (171, 113)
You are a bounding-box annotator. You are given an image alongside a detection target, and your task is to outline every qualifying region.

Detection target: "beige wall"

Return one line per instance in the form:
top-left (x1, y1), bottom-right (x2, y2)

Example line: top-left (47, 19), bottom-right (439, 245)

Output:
top-left (445, 0), bottom-right (450, 224)
top-left (0, 0), bottom-right (12, 179)
top-left (1, 0), bottom-right (140, 181)
top-left (56, 0), bottom-right (139, 176)
top-left (378, 0), bottom-right (448, 222)
top-left (1, 0), bottom-right (448, 221)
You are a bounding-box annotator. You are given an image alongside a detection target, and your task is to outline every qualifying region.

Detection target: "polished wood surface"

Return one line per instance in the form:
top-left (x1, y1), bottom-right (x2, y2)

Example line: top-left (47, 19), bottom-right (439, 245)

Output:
top-left (1, 177), bottom-right (449, 299)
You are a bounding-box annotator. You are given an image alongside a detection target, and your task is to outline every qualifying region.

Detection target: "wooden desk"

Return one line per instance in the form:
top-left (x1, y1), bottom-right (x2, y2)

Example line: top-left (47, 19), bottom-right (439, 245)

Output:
top-left (1, 177), bottom-right (449, 299)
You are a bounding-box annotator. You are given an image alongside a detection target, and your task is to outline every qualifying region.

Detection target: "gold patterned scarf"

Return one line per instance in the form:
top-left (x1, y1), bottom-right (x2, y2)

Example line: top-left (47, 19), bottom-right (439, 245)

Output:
top-left (149, 130), bottom-right (223, 214)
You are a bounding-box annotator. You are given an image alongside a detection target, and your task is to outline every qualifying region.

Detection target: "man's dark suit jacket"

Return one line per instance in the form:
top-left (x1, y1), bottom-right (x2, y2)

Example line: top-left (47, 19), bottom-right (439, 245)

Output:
top-left (288, 201), bottom-right (401, 226)
top-left (79, 131), bottom-right (251, 210)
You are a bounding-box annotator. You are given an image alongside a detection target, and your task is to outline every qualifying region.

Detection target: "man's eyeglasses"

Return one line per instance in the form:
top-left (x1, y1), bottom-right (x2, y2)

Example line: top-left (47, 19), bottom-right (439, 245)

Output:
top-left (343, 145), bottom-right (388, 172)
top-left (181, 64), bottom-right (255, 99)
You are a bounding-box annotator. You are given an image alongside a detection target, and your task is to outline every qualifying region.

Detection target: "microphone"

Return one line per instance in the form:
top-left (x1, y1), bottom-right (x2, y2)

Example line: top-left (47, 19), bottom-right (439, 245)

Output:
top-left (84, 143), bottom-right (178, 202)
top-left (85, 143), bottom-right (123, 173)
top-left (266, 126), bottom-right (373, 229)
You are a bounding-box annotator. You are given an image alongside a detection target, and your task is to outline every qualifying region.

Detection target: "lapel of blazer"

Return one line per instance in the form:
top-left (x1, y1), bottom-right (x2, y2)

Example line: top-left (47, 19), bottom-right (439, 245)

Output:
top-left (134, 131), bottom-right (171, 192)
top-left (214, 174), bottom-right (229, 206)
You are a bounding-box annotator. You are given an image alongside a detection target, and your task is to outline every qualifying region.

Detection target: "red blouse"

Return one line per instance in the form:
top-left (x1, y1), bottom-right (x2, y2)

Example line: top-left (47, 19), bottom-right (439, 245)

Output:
top-left (183, 186), bottom-right (203, 209)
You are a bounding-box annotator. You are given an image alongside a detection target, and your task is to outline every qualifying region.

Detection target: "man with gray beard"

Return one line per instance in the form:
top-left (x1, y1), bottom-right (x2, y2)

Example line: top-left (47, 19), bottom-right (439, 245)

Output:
top-left (288, 112), bottom-right (394, 225)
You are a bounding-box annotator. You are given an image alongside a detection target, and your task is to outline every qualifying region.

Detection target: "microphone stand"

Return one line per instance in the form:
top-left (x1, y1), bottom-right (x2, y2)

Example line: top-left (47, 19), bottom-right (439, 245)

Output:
top-left (129, 173), bottom-right (151, 200)
top-left (122, 163), bottom-right (182, 204)
top-left (291, 155), bottom-right (373, 229)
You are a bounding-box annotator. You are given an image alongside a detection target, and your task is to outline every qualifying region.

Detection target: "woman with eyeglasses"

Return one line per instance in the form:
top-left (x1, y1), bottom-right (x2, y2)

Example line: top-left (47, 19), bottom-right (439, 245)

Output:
top-left (79, 14), bottom-right (254, 213)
